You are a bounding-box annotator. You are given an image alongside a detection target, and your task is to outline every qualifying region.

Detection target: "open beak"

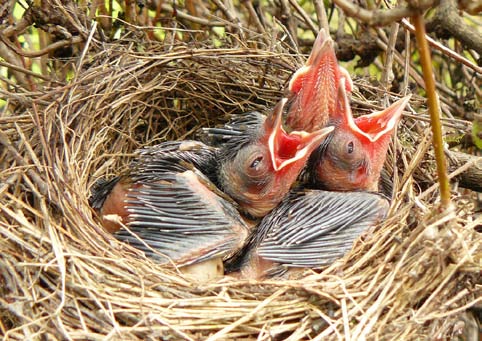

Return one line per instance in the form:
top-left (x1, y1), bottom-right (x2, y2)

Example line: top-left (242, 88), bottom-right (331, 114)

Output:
top-left (338, 77), bottom-right (411, 142)
top-left (266, 98), bottom-right (334, 171)
top-left (286, 29), bottom-right (353, 131)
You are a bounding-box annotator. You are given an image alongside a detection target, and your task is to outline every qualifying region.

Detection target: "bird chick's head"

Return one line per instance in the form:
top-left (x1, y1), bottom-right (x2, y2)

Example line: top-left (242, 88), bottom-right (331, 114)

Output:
top-left (310, 77), bottom-right (411, 192)
top-left (220, 98), bottom-right (333, 217)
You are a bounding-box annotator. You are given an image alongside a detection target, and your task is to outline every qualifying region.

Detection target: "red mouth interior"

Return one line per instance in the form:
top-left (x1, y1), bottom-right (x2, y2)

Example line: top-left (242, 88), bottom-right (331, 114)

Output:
top-left (354, 115), bottom-right (388, 135)
top-left (275, 132), bottom-right (303, 160)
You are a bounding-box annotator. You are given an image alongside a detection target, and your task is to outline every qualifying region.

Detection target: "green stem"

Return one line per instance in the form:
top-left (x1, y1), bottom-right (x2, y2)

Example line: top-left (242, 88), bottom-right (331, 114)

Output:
top-left (412, 14), bottom-right (451, 208)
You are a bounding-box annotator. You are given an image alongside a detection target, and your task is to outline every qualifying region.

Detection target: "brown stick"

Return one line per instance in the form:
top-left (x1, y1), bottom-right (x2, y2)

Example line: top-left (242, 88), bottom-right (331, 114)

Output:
top-left (427, 0), bottom-right (482, 55)
top-left (412, 14), bottom-right (451, 208)
top-left (314, 0), bottom-right (330, 33)
top-left (333, 0), bottom-right (437, 26)
top-left (446, 150), bottom-right (482, 193)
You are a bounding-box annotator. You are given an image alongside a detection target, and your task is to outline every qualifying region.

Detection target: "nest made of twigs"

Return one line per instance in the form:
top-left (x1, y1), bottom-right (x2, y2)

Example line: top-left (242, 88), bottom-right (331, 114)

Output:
top-left (1, 2), bottom-right (481, 340)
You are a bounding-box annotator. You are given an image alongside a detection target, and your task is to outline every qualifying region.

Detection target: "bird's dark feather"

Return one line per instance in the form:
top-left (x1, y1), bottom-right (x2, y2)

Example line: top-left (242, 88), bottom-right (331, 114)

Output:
top-left (199, 111), bottom-right (267, 161)
top-left (256, 190), bottom-right (389, 267)
top-left (115, 168), bottom-right (249, 266)
top-left (226, 190), bottom-right (388, 273)
top-left (131, 140), bottom-right (218, 183)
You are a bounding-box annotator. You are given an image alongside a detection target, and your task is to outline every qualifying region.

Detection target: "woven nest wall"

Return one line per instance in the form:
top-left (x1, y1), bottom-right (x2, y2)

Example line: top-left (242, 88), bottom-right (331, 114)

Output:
top-left (1, 0), bottom-right (481, 339)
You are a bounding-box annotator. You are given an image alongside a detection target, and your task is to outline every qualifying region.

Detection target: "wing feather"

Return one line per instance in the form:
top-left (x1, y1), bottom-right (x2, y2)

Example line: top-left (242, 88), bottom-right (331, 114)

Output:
top-left (115, 169), bottom-right (249, 266)
top-left (255, 190), bottom-right (389, 268)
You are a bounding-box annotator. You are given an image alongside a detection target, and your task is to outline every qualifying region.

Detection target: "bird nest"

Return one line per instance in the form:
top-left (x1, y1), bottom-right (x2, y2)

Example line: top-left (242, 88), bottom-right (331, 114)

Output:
top-left (1, 4), bottom-right (480, 340)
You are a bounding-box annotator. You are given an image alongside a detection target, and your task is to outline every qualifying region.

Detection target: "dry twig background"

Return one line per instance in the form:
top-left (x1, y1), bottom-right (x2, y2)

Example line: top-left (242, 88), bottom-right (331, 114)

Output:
top-left (0, 0), bottom-right (481, 339)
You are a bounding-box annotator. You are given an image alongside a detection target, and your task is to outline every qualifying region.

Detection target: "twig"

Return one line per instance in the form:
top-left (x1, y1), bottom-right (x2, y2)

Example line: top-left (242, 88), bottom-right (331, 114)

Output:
top-left (401, 26), bottom-right (411, 95)
top-left (0, 60), bottom-right (56, 82)
top-left (0, 130), bottom-right (54, 203)
top-left (152, 3), bottom-right (225, 27)
top-left (242, 1), bottom-right (266, 36)
top-left (0, 34), bottom-right (84, 58)
top-left (206, 288), bottom-right (287, 341)
top-left (278, 0), bottom-right (298, 48)
top-left (0, 41), bottom-right (29, 87)
top-left (0, 16), bottom-right (32, 38)
top-left (427, 0), bottom-right (482, 55)
top-left (53, 0), bottom-right (88, 38)
top-left (333, 0), bottom-right (437, 26)
top-left (401, 19), bottom-right (482, 75)
top-left (412, 14), bottom-right (451, 208)
top-left (71, 21), bottom-right (98, 84)
top-left (336, 0), bottom-right (480, 73)
top-left (288, 0), bottom-right (318, 34)
top-left (211, 0), bottom-right (245, 39)
top-left (379, 23), bottom-right (400, 105)
top-left (374, 37), bottom-right (425, 88)
top-left (314, 0), bottom-right (330, 33)
top-left (446, 150), bottom-right (482, 192)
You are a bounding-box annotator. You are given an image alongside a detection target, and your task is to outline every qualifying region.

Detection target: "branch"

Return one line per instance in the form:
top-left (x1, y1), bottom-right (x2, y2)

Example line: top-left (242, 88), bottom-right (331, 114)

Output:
top-left (333, 0), bottom-right (481, 74)
top-left (401, 19), bottom-right (482, 77)
top-left (332, 0), bottom-right (438, 26)
top-left (146, 3), bottom-right (225, 27)
top-left (288, 0), bottom-right (318, 34)
top-left (314, 0), bottom-right (330, 33)
top-left (412, 14), bottom-right (451, 208)
top-left (446, 150), bottom-right (482, 192)
top-left (427, 0), bottom-right (482, 55)
top-left (0, 34), bottom-right (84, 58)
top-left (457, 0), bottom-right (482, 14)
top-left (0, 130), bottom-right (55, 203)
top-left (0, 60), bottom-right (56, 82)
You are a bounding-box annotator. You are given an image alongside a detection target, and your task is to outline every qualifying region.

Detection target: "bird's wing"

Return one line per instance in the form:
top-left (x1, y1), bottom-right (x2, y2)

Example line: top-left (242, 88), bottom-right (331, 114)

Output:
top-left (256, 190), bottom-right (389, 268)
top-left (89, 141), bottom-right (217, 211)
top-left (115, 168), bottom-right (249, 266)
top-left (199, 111), bottom-right (266, 148)
top-left (131, 140), bottom-right (218, 183)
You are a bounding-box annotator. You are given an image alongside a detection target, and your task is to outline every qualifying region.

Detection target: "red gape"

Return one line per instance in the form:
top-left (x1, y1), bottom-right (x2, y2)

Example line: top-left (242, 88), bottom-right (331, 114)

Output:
top-left (215, 98), bottom-right (333, 218)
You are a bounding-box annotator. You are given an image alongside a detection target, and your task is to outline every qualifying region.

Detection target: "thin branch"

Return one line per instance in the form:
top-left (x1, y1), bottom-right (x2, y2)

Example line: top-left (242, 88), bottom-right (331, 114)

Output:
top-left (446, 150), bottom-right (482, 192)
top-left (333, 0), bottom-right (438, 26)
top-left (288, 0), bottom-right (318, 34)
top-left (0, 130), bottom-right (55, 203)
top-left (314, 0), bottom-right (330, 33)
top-left (278, 0), bottom-right (298, 48)
top-left (0, 16), bottom-right (32, 38)
top-left (379, 23), bottom-right (400, 105)
top-left (401, 19), bottom-right (482, 75)
top-left (412, 14), bottom-right (451, 208)
top-left (0, 60), bottom-right (56, 82)
top-left (0, 41), bottom-right (29, 88)
top-left (211, 0), bottom-right (245, 39)
top-left (427, 0), bottom-right (482, 55)
top-left (242, 1), bottom-right (266, 36)
top-left (147, 3), bottom-right (225, 27)
top-left (0, 34), bottom-right (84, 58)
